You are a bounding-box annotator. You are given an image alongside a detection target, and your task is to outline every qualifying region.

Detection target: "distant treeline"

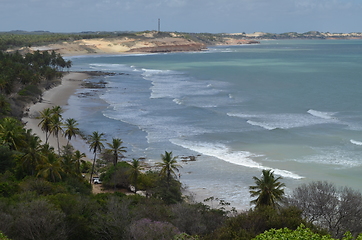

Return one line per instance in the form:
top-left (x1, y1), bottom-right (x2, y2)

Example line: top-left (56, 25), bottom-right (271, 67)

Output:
top-left (0, 31), bottom-right (137, 51)
top-left (0, 50), bottom-right (71, 118)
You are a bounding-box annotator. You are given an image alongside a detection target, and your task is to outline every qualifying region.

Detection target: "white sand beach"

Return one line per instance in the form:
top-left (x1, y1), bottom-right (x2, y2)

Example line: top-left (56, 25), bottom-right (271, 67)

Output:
top-left (22, 72), bottom-right (91, 156)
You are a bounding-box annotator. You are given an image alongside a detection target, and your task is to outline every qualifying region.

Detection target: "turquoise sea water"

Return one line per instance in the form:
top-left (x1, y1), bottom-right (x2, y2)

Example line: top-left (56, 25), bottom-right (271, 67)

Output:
top-left (65, 40), bottom-right (362, 209)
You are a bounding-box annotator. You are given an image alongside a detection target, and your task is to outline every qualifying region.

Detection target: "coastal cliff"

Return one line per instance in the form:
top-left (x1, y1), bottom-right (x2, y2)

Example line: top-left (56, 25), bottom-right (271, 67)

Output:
top-left (23, 31), bottom-right (259, 56)
top-left (127, 37), bottom-right (206, 53)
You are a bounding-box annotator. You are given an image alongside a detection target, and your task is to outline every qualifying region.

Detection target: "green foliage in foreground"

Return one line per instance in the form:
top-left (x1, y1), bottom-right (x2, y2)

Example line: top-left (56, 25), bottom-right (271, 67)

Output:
top-left (0, 232), bottom-right (10, 240)
top-left (253, 224), bottom-right (362, 240)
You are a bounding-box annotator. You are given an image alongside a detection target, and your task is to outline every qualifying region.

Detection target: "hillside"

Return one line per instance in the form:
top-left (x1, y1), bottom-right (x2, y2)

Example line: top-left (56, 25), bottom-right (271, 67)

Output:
top-left (3, 31), bottom-right (259, 55)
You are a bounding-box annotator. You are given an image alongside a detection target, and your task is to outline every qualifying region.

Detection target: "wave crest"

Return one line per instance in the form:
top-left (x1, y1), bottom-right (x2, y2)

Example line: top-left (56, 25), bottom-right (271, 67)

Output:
top-left (350, 139), bottom-right (362, 146)
top-left (170, 139), bottom-right (303, 179)
top-left (308, 109), bottom-right (337, 120)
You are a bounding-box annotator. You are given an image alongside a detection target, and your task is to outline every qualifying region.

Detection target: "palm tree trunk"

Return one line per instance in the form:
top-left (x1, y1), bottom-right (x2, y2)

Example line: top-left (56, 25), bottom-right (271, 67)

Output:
top-left (90, 152), bottom-right (97, 184)
top-left (56, 132), bottom-right (60, 155)
top-left (46, 131), bottom-right (50, 144)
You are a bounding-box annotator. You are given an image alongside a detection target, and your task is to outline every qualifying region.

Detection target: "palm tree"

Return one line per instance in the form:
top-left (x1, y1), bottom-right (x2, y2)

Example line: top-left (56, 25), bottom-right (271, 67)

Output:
top-left (249, 169), bottom-right (286, 209)
top-left (63, 118), bottom-right (80, 144)
top-left (51, 105), bottom-right (63, 120)
top-left (0, 117), bottom-right (25, 150)
top-left (156, 151), bottom-right (182, 188)
top-left (40, 143), bottom-right (55, 155)
top-left (20, 134), bottom-right (46, 176)
top-left (61, 144), bottom-right (75, 175)
top-left (106, 138), bottom-right (126, 167)
top-left (0, 94), bottom-right (10, 117)
top-left (73, 150), bottom-right (86, 175)
top-left (37, 152), bottom-right (64, 182)
top-left (49, 114), bottom-right (63, 155)
top-left (129, 158), bottom-right (142, 193)
top-left (87, 131), bottom-right (105, 184)
top-left (37, 108), bottom-right (53, 144)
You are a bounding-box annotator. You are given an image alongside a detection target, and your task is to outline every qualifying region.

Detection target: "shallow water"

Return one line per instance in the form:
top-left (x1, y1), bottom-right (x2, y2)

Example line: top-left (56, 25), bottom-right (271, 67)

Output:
top-left (65, 40), bottom-right (362, 209)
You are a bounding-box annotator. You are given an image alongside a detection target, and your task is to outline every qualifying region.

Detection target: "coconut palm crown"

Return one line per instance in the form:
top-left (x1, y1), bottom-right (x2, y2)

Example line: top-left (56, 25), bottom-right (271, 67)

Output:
top-left (249, 169), bottom-right (286, 209)
top-left (156, 151), bottom-right (182, 187)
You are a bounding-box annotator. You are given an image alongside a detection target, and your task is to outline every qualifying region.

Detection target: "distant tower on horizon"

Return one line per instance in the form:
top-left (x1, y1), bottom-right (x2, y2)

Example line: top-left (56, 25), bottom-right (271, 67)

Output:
top-left (158, 18), bottom-right (161, 32)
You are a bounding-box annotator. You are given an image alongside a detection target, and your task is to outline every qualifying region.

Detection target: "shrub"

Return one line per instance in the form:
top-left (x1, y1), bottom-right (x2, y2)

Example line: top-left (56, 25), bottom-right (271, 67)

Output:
top-left (252, 224), bottom-right (334, 240)
top-left (129, 218), bottom-right (180, 240)
top-left (206, 206), bottom-right (307, 240)
top-left (288, 181), bottom-right (362, 238)
top-left (18, 85), bottom-right (41, 97)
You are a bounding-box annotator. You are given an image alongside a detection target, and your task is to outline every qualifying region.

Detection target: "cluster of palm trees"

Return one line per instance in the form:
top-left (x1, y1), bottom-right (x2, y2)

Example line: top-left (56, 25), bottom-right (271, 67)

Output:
top-left (37, 106), bottom-right (79, 155)
top-left (0, 116), bottom-right (87, 182)
top-left (86, 128), bottom-right (182, 193)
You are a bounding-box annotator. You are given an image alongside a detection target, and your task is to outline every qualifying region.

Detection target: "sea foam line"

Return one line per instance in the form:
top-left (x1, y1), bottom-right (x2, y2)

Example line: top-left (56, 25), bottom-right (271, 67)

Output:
top-left (350, 139), bottom-right (362, 146)
top-left (170, 139), bottom-right (304, 179)
top-left (307, 109), bottom-right (337, 120)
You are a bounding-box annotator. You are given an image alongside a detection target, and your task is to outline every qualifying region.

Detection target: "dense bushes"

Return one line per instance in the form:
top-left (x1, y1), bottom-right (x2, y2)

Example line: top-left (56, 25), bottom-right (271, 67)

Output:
top-left (205, 206), bottom-right (309, 240)
top-left (0, 50), bottom-right (71, 118)
top-left (288, 181), bottom-right (362, 238)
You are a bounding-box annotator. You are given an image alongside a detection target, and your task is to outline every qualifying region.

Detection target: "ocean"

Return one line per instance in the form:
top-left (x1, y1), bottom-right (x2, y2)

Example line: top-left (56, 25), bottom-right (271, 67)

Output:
top-left (65, 39), bottom-right (362, 209)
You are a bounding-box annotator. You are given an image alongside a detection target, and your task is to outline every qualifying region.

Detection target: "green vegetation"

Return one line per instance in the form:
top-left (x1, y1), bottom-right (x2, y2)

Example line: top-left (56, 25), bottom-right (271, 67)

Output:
top-left (0, 31), bottom-right (137, 51)
top-left (249, 169), bottom-right (285, 209)
top-left (87, 131), bottom-right (105, 184)
top-left (0, 50), bottom-right (71, 118)
top-left (253, 225), bottom-right (340, 240)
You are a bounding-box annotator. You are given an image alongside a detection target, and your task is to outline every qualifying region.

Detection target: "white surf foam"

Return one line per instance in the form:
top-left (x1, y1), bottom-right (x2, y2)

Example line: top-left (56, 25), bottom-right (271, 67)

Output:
top-left (308, 109), bottom-right (337, 120)
top-left (89, 63), bottom-right (133, 72)
top-left (141, 68), bottom-right (222, 101)
top-left (173, 98), bottom-right (183, 105)
top-left (171, 139), bottom-right (304, 179)
top-left (230, 111), bottom-right (339, 130)
top-left (350, 139), bottom-right (362, 146)
top-left (247, 120), bottom-right (277, 130)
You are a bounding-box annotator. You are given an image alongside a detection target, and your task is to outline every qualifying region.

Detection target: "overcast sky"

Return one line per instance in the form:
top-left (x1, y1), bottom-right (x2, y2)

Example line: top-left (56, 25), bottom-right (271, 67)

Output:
top-left (1, 0), bottom-right (362, 33)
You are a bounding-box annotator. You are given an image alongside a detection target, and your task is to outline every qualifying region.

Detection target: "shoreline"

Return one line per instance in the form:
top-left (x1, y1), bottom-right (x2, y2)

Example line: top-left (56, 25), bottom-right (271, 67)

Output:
top-left (22, 72), bottom-right (92, 158)
top-left (21, 60), bottom-right (248, 210)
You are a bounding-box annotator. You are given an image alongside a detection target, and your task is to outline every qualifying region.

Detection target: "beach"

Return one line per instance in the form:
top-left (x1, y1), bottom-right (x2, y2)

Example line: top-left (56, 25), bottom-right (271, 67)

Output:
top-left (22, 72), bottom-right (92, 157)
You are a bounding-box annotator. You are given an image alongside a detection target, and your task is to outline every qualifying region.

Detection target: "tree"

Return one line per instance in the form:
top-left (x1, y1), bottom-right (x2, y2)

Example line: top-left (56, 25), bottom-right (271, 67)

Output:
top-left (37, 108), bottom-right (53, 144)
top-left (51, 105), bottom-right (63, 120)
top-left (0, 117), bottom-right (25, 151)
top-left (20, 134), bottom-right (46, 176)
top-left (49, 114), bottom-right (63, 155)
top-left (129, 158), bottom-right (142, 192)
top-left (11, 199), bottom-right (67, 240)
top-left (87, 131), bottom-right (105, 184)
top-left (288, 181), bottom-right (362, 238)
top-left (61, 144), bottom-right (76, 176)
top-left (156, 151), bottom-right (182, 188)
top-left (73, 150), bottom-right (86, 175)
top-left (249, 169), bottom-right (285, 209)
top-left (106, 138), bottom-right (126, 167)
top-left (37, 152), bottom-right (64, 182)
top-left (63, 118), bottom-right (80, 145)
top-left (0, 94), bottom-right (10, 117)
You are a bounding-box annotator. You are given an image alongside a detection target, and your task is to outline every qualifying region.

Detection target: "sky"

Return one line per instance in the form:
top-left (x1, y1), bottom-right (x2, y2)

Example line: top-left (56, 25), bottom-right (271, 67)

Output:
top-left (1, 0), bottom-right (362, 33)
